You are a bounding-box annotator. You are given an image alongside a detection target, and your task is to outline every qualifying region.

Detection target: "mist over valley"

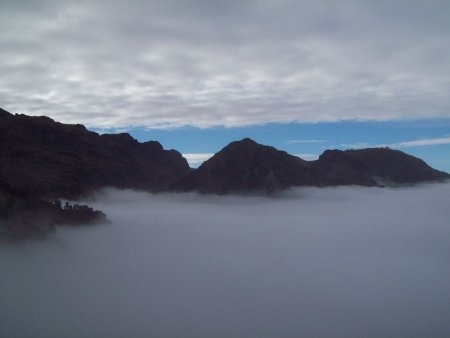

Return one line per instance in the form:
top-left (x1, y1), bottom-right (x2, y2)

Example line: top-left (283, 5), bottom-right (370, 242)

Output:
top-left (2, 184), bottom-right (450, 338)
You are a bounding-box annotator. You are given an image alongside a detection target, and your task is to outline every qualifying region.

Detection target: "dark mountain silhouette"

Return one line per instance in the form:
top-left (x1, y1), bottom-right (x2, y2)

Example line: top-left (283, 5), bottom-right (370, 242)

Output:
top-left (0, 108), bottom-right (189, 199)
top-left (0, 108), bottom-right (189, 240)
top-left (1, 108), bottom-right (449, 238)
top-left (172, 138), bottom-right (313, 193)
top-left (311, 148), bottom-right (449, 186)
top-left (172, 138), bottom-right (449, 193)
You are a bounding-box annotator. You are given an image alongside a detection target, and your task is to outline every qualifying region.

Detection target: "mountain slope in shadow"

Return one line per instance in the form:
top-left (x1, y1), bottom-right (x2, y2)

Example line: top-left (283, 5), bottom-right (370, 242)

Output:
top-left (1, 107), bottom-right (449, 238)
top-left (0, 107), bottom-right (189, 240)
top-left (172, 138), bottom-right (449, 194)
top-left (0, 108), bottom-right (190, 199)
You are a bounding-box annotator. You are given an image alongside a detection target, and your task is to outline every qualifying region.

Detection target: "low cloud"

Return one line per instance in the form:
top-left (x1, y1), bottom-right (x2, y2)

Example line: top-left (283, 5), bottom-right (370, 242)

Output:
top-left (1, 183), bottom-right (449, 338)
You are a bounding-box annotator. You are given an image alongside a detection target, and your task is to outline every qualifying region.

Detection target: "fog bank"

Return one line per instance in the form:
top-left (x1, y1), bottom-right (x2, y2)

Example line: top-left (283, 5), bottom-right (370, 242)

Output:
top-left (1, 184), bottom-right (450, 338)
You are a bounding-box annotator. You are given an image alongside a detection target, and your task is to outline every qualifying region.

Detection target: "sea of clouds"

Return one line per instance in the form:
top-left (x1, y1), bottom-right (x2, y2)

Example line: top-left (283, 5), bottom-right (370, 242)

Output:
top-left (1, 183), bottom-right (449, 338)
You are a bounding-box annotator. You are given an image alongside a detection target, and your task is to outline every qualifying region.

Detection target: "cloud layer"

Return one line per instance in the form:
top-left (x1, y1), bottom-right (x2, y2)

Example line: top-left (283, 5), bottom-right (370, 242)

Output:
top-left (1, 0), bottom-right (450, 128)
top-left (1, 184), bottom-right (450, 338)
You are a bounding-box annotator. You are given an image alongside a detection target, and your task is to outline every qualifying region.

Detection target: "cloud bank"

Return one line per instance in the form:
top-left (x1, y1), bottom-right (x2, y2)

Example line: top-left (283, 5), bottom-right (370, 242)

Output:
top-left (1, 184), bottom-right (450, 338)
top-left (1, 0), bottom-right (450, 128)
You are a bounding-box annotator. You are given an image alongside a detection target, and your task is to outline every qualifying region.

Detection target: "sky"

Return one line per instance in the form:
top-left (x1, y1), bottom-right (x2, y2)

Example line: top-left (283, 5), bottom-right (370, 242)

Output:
top-left (1, 0), bottom-right (449, 170)
top-left (2, 184), bottom-right (450, 338)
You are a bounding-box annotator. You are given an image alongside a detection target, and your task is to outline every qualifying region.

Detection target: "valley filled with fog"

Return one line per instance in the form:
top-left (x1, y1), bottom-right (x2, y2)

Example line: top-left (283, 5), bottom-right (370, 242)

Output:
top-left (1, 183), bottom-right (450, 338)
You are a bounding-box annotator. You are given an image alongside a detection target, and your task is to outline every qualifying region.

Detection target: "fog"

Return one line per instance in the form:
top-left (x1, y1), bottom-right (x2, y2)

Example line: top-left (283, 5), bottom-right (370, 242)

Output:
top-left (1, 184), bottom-right (450, 338)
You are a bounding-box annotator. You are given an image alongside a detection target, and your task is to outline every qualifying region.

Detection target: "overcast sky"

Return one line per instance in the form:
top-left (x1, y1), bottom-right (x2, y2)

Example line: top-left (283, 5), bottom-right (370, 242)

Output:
top-left (1, 0), bottom-right (450, 128)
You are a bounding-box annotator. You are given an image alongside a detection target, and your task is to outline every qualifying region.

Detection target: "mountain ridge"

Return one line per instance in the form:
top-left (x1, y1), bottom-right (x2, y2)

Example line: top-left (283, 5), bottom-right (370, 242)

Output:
top-left (0, 108), bottom-right (189, 239)
top-left (1, 108), bottom-right (449, 239)
top-left (172, 138), bottom-right (449, 193)
top-left (0, 109), bottom-right (190, 198)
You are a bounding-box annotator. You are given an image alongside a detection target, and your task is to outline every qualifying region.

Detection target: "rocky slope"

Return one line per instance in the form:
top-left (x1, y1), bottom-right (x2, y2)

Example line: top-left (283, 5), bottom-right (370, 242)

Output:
top-left (172, 138), bottom-right (449, 193)
top-left (0, 108), bottom-right (190, 199)
top-left (311, 148), bottom-right (449, 186)
top-left (172, 138), bottom-right (313, 193)
top-left (0, 107), bottom-right (189, 239)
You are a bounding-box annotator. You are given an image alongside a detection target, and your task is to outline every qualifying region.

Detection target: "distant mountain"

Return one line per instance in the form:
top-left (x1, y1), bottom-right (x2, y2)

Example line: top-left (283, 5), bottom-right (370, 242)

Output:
top-left (172, 138), bottom-right (449, 193)
top-left (311, 148), bottom-right (449, 186)
top-left (172, 138), bottom-right (313, 193)
top-left (0, 108), bottom-right (190, 199)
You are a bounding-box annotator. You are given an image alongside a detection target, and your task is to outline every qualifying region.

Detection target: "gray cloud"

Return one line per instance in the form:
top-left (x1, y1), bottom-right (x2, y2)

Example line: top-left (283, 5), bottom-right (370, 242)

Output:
top-left (1, 0), bottom-right (450, 128)
top-left (1, 184), bottom-right (450, 338)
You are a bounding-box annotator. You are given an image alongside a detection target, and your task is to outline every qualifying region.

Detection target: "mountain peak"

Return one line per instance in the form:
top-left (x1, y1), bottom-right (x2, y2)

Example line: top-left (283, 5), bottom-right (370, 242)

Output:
top-left (219, 137), bottom-right (259, 152)
top-left (238, 137), bottom-right (257, 144)
top-left (173, 139), bottom-right (311, 194)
